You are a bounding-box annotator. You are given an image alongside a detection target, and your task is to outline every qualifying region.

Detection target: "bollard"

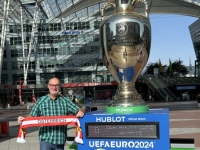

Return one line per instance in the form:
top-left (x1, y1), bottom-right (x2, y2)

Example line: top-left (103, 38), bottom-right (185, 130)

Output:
top-left (67, 137), bottom-right (77, 150)
top-left (27, 103), bottom-right (29, 110)
top-left (0, 118), bottom-right (2, 137)
top-left (0, 122), bottom-right (1, 137)
top-left (170, 138), bottom-right (195, 150)
top-left (198, 99), bottom-right (200, 108)
top-left (0, 120), bottom-right (9, 135)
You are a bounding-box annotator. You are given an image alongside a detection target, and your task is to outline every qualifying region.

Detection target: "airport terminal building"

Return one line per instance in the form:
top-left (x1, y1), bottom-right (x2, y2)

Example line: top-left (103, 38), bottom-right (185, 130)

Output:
top-left (0, 0), bottom-right (200, 104)
top-left (189, 18), bottom-right (200, 76)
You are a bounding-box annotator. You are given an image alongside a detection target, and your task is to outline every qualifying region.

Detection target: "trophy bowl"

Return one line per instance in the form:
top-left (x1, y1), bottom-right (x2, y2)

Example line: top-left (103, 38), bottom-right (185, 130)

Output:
top-left (99, 0), bottom-right (151, 113)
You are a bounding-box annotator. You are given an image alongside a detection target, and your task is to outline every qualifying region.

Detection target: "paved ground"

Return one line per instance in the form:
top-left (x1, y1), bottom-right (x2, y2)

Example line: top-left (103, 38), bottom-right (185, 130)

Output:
top-left (0, 101), bottom-right (200, 150)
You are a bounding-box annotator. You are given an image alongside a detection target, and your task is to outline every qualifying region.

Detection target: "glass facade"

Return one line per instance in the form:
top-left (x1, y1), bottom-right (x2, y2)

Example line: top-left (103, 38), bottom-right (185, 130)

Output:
top-left (189, 18), bottom-right (200, 76)
top-left (0, 17), bottom-right (114, 85)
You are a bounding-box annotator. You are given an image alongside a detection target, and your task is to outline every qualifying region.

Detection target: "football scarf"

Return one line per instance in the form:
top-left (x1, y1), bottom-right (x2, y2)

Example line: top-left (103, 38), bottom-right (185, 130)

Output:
top-left (16, 116), bottom-right (83, 144)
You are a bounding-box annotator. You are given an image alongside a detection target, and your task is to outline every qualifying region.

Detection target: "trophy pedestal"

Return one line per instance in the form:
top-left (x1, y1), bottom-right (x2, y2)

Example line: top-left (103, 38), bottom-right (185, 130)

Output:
top-left (105, 105), bottom-right (149, 114)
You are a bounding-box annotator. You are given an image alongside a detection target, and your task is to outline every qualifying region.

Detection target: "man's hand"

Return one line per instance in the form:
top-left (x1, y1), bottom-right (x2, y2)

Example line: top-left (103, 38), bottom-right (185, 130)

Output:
top-left (18, 116), bottom-right (25, 124)
top-left (76, 108), bottom-right (85, 118)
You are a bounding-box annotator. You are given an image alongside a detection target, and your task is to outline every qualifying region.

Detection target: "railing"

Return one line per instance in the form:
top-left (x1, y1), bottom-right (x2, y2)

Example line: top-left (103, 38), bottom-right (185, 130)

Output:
top-left (152, 76), bottom-right (178, 101)
top-left (159, 76), bottom-right (200, 86)
top-left (145, 78), bottom-right (165, 100)
top-left (142, 74), bottom-right (178, 101)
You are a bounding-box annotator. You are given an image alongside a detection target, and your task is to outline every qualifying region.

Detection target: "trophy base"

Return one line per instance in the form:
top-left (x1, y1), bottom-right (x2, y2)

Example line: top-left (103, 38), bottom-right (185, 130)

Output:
top-left (110, 82), bottom-right (146, 106)
top-left (105, 105), bottom-right (149, 114)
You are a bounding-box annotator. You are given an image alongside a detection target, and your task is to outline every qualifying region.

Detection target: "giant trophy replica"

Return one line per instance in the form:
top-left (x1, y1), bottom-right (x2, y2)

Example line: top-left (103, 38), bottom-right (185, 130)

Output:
top-left (79, 2), bottom-right (170, 149)
top-left (100, 0), bottom-right (151, 113)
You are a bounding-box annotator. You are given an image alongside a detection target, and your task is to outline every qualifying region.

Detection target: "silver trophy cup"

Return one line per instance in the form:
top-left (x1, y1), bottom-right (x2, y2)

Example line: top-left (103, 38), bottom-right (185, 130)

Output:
top-left (100, 0), bottom-right (151, 108)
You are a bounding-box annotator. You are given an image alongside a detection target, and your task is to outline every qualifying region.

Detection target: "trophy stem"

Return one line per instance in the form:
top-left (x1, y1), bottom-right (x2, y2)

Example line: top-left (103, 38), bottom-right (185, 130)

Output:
top-left (110, 82), bottom-right (146, 107)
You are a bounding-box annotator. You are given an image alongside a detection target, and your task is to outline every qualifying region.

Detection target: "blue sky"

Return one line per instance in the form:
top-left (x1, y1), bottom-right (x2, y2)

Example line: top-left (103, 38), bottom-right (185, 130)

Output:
top-left (147, 14), bottom-right (198, 67)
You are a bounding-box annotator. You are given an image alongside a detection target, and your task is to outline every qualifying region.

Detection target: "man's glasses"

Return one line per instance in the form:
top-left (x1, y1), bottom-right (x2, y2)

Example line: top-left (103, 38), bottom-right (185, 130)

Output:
top-left (48, 84), bottom-right (60, 88)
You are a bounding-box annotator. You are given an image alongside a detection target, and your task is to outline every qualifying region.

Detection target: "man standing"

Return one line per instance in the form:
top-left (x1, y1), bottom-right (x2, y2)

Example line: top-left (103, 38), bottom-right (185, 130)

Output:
top-left (17, 77), bottom-right (84, 150)
top-left (149, 94), bottom-right (152, 101)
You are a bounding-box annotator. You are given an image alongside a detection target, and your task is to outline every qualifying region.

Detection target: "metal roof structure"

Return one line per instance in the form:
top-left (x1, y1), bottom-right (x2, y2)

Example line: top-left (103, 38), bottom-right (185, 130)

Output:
top-left (0, 0), bottom-right (200, 85)
top-left (1, 0), bottom-right (200, 22)
top-left (58, 0), bottom-right (200, 18)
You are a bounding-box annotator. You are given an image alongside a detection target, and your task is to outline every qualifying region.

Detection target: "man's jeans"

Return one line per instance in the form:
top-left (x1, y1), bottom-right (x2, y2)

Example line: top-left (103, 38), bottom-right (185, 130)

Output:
top-left (40, 141), bottom-right (64, 150)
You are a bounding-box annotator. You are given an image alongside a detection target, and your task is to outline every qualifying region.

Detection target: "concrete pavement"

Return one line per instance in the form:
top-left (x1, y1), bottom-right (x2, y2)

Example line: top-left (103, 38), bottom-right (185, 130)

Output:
top-left (0, 101), bottom-right (200, 150)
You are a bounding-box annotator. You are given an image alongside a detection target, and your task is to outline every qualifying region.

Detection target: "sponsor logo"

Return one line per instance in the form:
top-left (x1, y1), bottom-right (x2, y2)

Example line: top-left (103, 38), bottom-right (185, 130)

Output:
top-left (96, 116), bottom-right (125, 122)
top-left (89, 141), bottom-right (155, 148)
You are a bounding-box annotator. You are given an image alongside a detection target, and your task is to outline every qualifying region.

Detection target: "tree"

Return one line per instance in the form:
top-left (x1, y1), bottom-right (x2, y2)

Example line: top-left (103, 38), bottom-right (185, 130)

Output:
top-left (145, 62), bottom-right (166, 74)
top-left (144, 59), bottom-right (188, 76)
top-left (169, 59), bottom-right (173, 73)
top-left (167, 60), bottom-right (188, 76)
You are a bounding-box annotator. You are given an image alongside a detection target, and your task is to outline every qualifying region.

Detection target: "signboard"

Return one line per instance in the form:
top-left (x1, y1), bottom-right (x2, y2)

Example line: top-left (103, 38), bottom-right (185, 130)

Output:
top-left (61, 30), bottom-right (85, 35)
top-left (86, 122), bottom-right (159, 139)
top-left (62, 82), bottom-right (118, 88)
top-left (79, 109), bottom-right (170, 150)
top-left (17, 85), bottom-right (29, 89)
top-left (176, 86), bottom-right (196, 90)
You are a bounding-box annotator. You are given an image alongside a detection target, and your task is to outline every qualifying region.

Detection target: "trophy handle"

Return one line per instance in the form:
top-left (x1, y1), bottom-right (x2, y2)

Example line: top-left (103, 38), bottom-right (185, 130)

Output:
top-left (132, 0), bottom-right (149, 18)
top-left (101, 1), bottom-right (115, 20)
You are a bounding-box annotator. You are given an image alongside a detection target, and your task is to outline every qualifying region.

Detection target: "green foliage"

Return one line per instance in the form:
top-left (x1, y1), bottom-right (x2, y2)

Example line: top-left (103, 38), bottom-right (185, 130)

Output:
top-left (145, 62), bottom-right (166, 74)
top-left (145, 59), bottom-right (188, 76)
top-left (168, 60), bottom-right (188, 76)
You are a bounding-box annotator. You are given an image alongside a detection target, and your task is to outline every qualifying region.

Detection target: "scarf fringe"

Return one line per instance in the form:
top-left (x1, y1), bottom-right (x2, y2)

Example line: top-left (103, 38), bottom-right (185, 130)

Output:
top-left (16, 137), bottom-right (26, 143)
top-left (75, 137), bottom-right (83, 144)
top-left (16, 128), bottom-right (26, 143)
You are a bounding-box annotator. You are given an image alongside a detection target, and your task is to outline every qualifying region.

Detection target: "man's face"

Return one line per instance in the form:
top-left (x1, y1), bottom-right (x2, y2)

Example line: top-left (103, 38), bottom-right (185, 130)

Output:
top-left (48, 78), bottom-right (60, 96)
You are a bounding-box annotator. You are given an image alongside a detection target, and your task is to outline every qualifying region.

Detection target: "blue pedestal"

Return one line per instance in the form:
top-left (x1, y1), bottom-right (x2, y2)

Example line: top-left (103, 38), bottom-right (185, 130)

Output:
top-left (78, 108), bottom-right (170, 150)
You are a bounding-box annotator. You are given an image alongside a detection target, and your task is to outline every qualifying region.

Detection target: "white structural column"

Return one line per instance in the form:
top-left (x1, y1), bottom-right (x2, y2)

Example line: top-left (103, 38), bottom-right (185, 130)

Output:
top-left (20, 5), bottom-right (26, 84)
top-left (64, 72), bottom-right (68, 83)
top-left (23, 1), bottom-right (39, 85)
top-left (0, 0), bottom-right (10, 84)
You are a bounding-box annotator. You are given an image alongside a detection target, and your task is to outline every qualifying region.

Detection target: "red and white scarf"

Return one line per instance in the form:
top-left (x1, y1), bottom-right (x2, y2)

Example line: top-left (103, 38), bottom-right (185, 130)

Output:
top-left (16, 116), bottom-right (83, 144)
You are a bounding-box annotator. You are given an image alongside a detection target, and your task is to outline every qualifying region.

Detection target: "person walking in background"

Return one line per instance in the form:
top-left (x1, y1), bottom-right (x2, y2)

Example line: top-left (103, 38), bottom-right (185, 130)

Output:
top-left (149, 94), bottom-right (152, 101)
top-left (17, 77), bottom-right (84, 150)
top-left (197, 93), bottom-right (200, 107)
top-left (72, 95), bottom-right (76, 104)
top-left (72, 95), bottom-right (81, 107)
top-left (85, 92), bottom-right (92, 113)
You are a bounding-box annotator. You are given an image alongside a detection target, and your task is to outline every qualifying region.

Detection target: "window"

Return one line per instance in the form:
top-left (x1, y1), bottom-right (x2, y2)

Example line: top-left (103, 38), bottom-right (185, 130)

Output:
top-left (9, 24), bottom-right (21, 33)
top-left (1, 74), bottom-right (8, 84)
top-left (2, 62), bottom-right (7, 70)
top-left (11, 61), bottom-right (35, 70)
top-left (10, 37), bottom-right (22, 45)
top-left (94, 21), bottom-right (101, 29)
top-left (66, 22), bottom-right (72, 30)
top-left (23, 24), bottom-right (32, 32)
top-left (3, 50), bottom-right (6, 58)
top-left (29, 61), bottom-right (35, 69)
